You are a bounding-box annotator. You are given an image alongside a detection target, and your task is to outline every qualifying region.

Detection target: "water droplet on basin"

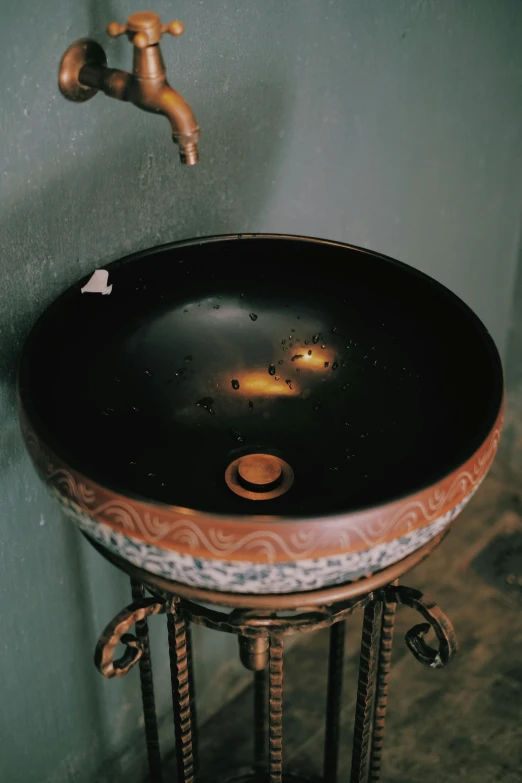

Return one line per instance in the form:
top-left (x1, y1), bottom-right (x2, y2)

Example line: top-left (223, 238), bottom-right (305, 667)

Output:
top-left (329, 466), bottom-right (339, 471)
top-left (305, 340), bottom-right (309, 345)
top-left (213, 304), bottom-right (220, 310)
top-left (184, 355), bottom-right (193, 362)
top-left (291, 354), bottom-right (304, 362)
top-left (248, 400), bottom-right (254, 411)
top-left (314, 402), bottom-right (322, 411)
top-left (332, 326), bottom-right (340, 335)
top-left (332, 362), bottom-right (339, 371)
top-left (175, 367), bottom-right (187, 378)
top-left (250, 313), bottom-right (258, 321)
top-left (268, 364), bottom-right (276, 376)
top-left (196, 397), bottom-right (215, 415)
top-left (278, 360), bottom-right (284, 365)
top-left (342, 384), bottom-right (350, 390)
top-left (275, 376), bottom-right (280, 381)
top-left (324, 362), bottom-right (330, 368)
top-left (231, 379), bottom-right (240, 390)
top-left (321, 344), bottom-right (326, 349)
top-left (313, 335), bottom-right (320, 344)
top-left (281, 339), bottom-right (286, 345)
top-left (240, 292), bottom-right (245, 298)
top-left (145, 369), bottom-right (152, 376)
top-left (285, 380), bottom-right (293, 389)
top-left (229, 427), bottom-right (244, 443)
top-left (308, 350), bottom-right (312, 356)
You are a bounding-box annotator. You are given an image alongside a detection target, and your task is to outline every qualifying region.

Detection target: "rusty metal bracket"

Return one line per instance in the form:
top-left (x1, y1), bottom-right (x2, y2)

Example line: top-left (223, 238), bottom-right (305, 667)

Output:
top-left (94, 596), bottom-right (166, 678)
top-left (379, 584), bottom-right (458, 668)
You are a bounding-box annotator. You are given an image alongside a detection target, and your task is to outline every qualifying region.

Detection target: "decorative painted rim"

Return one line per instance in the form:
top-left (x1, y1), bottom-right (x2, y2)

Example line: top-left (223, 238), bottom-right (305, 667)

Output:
top-left (19, 404), bottom-right (503, 566)
top-left (53, 485), bottom-right (476, 594)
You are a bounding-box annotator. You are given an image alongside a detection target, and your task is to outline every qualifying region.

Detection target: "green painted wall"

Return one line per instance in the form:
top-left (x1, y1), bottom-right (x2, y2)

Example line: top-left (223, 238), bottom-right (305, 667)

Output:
top-left (1, 2), bottom-right (521, 781)
top-left (495, 237), bottom-right (522, 484)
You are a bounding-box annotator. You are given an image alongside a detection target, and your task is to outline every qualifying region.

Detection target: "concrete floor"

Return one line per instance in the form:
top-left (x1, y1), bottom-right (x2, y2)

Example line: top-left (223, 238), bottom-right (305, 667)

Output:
top-left (164, 462), bottom-right (522, 782)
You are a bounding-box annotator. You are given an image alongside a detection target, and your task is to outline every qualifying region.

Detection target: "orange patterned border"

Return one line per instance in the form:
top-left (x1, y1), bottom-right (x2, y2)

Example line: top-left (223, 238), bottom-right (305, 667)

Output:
top-left (20, 404), bottom-right (503, 563)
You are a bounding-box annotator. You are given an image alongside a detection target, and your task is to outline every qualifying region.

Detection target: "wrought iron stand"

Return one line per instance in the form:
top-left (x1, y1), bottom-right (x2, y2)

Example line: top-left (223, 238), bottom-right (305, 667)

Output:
top-left (90, 532), bottom-right (457, 783)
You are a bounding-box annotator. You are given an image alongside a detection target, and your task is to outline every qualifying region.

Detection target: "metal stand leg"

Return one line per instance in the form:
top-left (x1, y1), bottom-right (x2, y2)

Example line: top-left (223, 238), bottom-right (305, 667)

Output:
top-left (323, 620), bottom-right (346, 783)
top-left (269, 634), bottom-right (284, 783)
top-left (167, 601), bottom-right (196, 783)
top-left (130, 579), bottom-right (163, 783)
top-left (254, 668), bottom-right (268, 773)
top-left (369, 592), bottom-right (397, 783)
top-left (350, 602), bottom-right (383, 783)
top-left (185, 622), bottom-right (199, 775)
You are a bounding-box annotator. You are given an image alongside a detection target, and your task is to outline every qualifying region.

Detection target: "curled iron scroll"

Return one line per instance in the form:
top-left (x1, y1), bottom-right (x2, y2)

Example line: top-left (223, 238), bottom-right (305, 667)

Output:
top-left (95, 597), bottom-right (166, 678)
top-left (380, 585), bottom-right (457, 669)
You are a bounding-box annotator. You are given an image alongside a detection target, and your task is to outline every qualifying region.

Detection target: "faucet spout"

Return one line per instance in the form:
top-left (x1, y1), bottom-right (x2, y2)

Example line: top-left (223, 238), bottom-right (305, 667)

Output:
top-left (158, 85), bottom-right (200, 165)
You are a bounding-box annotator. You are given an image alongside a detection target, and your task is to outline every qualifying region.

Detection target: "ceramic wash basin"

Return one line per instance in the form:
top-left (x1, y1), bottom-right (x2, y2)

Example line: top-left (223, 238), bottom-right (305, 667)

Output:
top-left (18, 235), bottom-right (503, 593)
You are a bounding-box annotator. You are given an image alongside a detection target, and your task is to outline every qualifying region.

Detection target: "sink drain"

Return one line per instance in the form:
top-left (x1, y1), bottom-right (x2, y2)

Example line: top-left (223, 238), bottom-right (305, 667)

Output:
top-left (225, 453), bottom-right (294, 501)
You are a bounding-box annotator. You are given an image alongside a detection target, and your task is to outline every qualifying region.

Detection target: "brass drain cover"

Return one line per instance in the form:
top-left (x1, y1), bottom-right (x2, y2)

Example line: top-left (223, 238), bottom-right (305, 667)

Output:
top-left (225, 453), bottom-right (294, 501)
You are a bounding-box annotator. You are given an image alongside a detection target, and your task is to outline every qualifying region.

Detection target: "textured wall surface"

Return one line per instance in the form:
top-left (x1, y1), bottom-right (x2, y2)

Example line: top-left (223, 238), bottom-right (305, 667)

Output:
top-left (1, 1), bottom-right (522, 781)
top-left (496, 238), bottom-right (522, 484)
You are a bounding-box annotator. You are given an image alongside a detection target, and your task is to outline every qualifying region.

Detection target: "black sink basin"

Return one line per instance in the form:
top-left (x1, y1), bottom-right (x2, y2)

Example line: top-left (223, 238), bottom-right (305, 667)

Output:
top-left (18, 235), bottom-right (503, 593)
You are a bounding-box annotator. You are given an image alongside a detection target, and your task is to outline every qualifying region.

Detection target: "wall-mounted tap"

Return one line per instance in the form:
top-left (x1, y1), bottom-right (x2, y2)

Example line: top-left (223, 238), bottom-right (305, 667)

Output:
top-left (59, 11), bottom-right (200, 165)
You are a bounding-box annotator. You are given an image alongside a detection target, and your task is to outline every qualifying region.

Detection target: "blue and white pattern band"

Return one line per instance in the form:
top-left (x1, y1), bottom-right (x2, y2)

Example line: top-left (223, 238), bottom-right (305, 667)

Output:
top-left (53, 489), bottom-right (475, 594)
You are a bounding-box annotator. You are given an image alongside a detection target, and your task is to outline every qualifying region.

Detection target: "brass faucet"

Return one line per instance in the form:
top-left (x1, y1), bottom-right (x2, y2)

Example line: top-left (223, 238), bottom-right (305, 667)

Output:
top-left (59, 11), bottom-right (200, 165)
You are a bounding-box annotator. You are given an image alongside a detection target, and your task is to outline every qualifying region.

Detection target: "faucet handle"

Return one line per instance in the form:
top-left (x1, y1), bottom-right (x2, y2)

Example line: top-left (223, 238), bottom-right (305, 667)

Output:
top-left (107, 11), bottom-right (184, 49)
top-left (107, 22), bottom-right (127, 38)
top-left (161, 20), bottom-right (185, 37)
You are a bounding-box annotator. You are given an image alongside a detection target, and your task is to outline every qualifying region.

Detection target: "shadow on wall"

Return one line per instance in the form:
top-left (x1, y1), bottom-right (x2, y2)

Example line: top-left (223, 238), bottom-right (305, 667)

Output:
top-left (88, 0), bottom-right (123, 56)
top-left (0, 64), bottom-right (289, 781)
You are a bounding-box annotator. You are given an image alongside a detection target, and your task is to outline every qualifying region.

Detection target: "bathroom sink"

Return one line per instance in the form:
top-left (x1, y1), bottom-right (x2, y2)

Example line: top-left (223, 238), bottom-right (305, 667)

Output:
top-left (18, 235), bottom-right (503, 593)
